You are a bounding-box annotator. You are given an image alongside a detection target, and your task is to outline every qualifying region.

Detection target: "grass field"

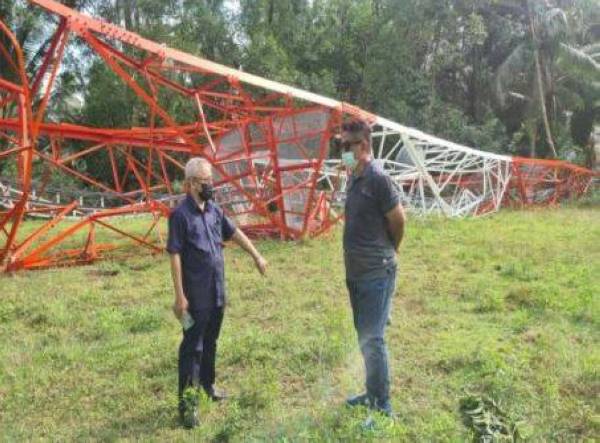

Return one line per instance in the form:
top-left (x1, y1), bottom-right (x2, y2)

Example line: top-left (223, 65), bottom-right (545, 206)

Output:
top-left (0, 207), bottom-right (598, 441)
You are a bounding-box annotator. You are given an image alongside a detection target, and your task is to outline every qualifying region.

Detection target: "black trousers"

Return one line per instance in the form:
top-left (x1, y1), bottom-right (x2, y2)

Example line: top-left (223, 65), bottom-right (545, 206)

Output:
top-left (178, 307), bottom-right (224, 405)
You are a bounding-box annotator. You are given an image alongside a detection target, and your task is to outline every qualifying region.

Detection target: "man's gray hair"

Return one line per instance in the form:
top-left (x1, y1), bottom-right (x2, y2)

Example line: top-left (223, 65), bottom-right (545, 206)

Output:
top-left (184, 157), bottom-right (211, 179)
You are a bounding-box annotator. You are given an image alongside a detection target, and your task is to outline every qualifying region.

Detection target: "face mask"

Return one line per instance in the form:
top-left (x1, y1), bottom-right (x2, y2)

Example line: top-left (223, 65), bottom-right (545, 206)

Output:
top-left (341, 151), bottom-right (357, 169)
top-left (199, 183), bottom-right (214, 201)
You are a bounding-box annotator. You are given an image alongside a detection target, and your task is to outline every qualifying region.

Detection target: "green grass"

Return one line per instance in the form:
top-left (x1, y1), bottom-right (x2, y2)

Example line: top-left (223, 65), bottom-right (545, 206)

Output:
top-left (1, 208), bottom-right (598, 441)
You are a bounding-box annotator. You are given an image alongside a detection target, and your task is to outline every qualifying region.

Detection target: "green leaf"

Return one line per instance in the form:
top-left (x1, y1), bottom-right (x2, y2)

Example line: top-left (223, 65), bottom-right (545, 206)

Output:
top-left (557, 43), bottom-right (600, 83)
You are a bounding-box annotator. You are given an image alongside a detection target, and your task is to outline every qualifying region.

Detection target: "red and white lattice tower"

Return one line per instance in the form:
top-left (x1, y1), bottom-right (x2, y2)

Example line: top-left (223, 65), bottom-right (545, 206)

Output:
top-left (0, 0), bottom-right (597, 271)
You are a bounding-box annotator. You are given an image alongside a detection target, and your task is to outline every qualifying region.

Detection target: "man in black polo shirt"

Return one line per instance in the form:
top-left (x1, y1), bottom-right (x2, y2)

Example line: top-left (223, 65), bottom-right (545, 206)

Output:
top-left (341, 119), bottom-right (406, 417)
top-left (167, 157), bottom-right (267, 428)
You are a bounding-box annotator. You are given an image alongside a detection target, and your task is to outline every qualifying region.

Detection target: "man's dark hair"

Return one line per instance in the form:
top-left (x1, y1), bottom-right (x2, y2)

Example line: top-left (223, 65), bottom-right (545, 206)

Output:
top-left (342, 119), bottom-right (371, 144)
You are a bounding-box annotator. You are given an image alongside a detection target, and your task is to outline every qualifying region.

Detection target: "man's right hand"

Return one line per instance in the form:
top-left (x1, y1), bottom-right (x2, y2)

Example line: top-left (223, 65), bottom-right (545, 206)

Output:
top-left (172, 296), bottom-right (189, 319)
top-left (254, 254), bottom-right (268, 276)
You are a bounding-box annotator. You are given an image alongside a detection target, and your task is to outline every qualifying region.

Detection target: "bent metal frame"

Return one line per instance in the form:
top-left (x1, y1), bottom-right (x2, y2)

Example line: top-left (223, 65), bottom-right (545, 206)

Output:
top-left (0, 0), bottom-right (597, 271)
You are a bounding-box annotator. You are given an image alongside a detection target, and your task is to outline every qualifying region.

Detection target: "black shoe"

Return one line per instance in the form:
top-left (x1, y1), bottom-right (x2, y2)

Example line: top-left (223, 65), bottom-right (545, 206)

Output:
top-left (204, 385), bottom-right (228, 402)
top-left (346, 393), bottom-right (370, 408)
top-left (370, 398), bottom-right (394, 417)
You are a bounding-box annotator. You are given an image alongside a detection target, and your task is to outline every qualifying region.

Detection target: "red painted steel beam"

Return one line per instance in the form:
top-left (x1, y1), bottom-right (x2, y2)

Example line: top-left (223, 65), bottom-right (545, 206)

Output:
top-left (28, 0), bottom-right (376, 120)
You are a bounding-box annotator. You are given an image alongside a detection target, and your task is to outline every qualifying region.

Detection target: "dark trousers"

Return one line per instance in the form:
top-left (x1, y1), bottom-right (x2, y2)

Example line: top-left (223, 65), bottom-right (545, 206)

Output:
top-left (346, 267), bottom-right (396, 406)
top-left (178, 307), bottom-right (224, 406)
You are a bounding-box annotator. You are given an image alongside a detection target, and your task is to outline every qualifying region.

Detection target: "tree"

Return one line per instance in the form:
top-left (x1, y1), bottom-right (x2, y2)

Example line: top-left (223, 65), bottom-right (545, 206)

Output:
top-left (495, 0), bottom-right (600, 158)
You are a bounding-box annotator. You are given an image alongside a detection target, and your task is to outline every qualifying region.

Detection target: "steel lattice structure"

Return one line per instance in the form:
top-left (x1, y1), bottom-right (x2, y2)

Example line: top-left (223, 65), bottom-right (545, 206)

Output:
top-left (1, 0), bottom-right (597, 271)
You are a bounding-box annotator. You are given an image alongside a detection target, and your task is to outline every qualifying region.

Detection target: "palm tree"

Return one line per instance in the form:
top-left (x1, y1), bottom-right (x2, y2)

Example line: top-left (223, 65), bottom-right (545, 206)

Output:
top-left (495, 0), bottom-right (600, 158)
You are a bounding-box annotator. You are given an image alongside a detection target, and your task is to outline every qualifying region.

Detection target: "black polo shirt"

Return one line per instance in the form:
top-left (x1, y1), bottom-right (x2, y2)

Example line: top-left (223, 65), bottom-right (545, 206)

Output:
top-left (166, 195), bottom-right (236, 310)
top-left (343, 161), bottom-right (400, 281)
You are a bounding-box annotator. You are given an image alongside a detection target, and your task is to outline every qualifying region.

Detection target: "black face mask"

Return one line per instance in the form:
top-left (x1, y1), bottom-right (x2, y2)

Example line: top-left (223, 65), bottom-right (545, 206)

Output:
top-left (199, 183), bottom-right (214, 201)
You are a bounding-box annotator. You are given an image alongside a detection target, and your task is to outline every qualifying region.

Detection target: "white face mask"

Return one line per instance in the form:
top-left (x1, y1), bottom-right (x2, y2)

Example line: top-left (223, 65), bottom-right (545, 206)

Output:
top-left (341, 151), bottom-right (357, 169)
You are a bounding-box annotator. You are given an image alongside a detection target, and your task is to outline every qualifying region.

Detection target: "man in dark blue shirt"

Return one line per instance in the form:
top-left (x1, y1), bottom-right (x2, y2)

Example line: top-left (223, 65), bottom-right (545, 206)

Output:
top-left (167, 157), bottom-right (267, 428)
top-left (340, 119), bottom-right (406, 418)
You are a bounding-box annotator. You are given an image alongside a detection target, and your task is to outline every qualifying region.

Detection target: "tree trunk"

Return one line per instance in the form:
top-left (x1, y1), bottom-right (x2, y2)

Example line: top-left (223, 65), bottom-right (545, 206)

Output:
top-left (123, 0), bottom-right (133, 30)
top-left (428, 22), bottom-right (442, 117)
top-left (268, 0), bottom-right (274, 25)
top-left (528, 120), bottom-right (536, 158)
top-left (527, 3), bottom-right (557, 158)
